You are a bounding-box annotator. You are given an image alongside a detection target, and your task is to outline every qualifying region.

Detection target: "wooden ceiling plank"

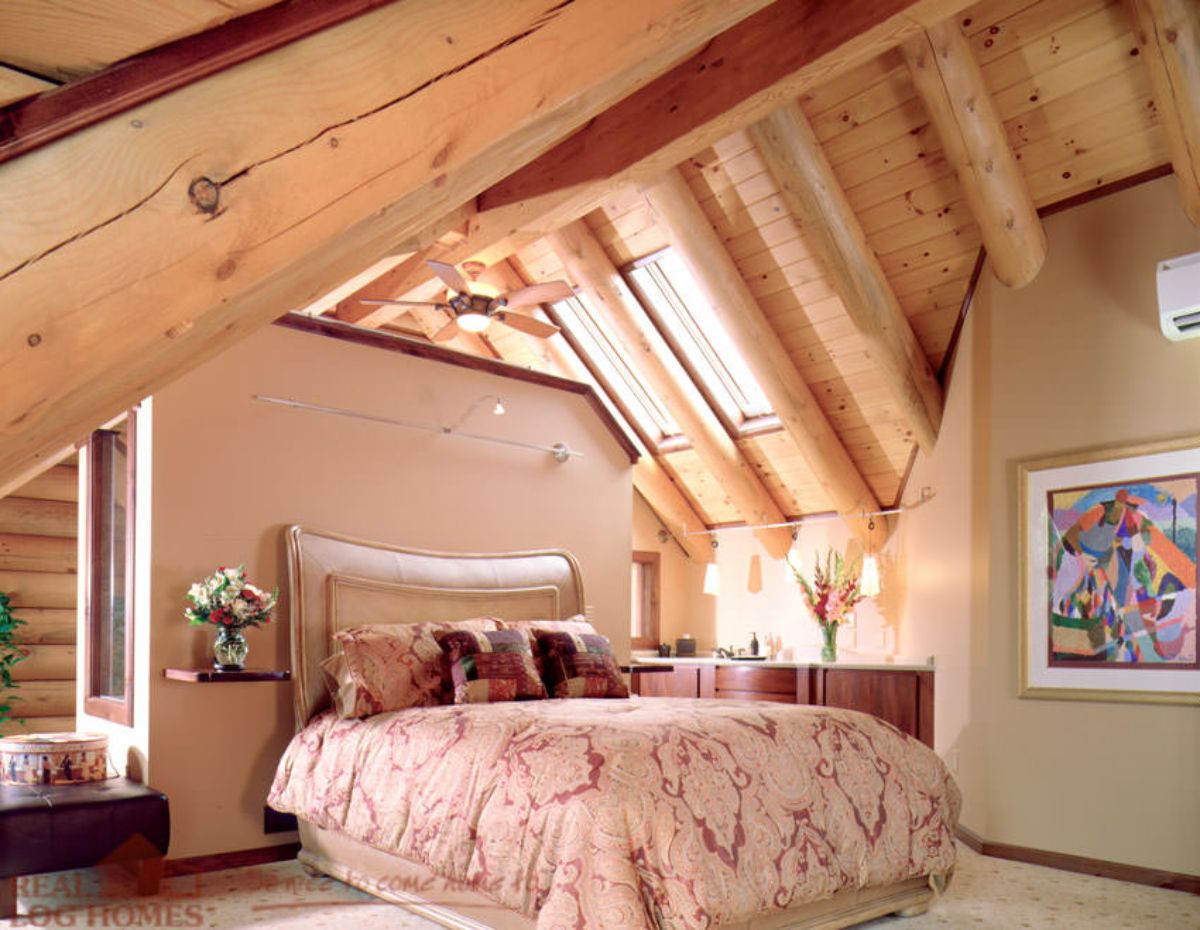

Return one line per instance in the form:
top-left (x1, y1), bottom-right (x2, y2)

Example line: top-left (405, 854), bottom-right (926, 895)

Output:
top-left (548, 219), bottom-right (794, 557)
top-left (478, 0), bottom-right (979, 212)
top-left (747, 106), bottom-right (943, 451)
top-left (1127, 0), bottom-right (1200, 225)
top-left (0, 66), bottom-right (54, 108)
top-left (643, 169), bottom-right (887, 545)
top-left (0, 0), bottom-right (767, 497)
top-left (901, 18), bottom-right (1048, 287)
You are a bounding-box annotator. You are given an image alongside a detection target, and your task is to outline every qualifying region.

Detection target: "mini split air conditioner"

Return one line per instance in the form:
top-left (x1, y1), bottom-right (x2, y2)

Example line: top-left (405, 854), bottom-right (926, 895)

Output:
top-left (1157, 250), bottom-right (1200, 341)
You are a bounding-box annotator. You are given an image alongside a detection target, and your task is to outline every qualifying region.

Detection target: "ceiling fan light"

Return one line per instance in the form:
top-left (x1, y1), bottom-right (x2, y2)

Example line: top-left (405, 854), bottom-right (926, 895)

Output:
top-left (457, 312), bottom-right (490, 333)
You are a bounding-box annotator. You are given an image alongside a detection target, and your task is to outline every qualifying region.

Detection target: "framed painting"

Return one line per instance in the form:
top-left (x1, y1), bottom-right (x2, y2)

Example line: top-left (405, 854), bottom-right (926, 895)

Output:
top-left (1019, 435), bottom-right (1199, 705)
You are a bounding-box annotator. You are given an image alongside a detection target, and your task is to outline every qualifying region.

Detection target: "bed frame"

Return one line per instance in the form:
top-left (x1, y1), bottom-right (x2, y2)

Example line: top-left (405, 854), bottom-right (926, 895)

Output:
top-left (284, 525), bottom-right (941, 929)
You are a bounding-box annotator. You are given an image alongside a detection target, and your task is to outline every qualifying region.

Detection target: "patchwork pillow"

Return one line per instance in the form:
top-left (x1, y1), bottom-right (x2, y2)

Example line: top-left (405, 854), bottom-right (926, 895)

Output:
top-left (322, 617), bottom-right (500, 718)
top-left (535, 631), bottom-right (629, 699)
top-left (436, 628), bottom-right (548, 704)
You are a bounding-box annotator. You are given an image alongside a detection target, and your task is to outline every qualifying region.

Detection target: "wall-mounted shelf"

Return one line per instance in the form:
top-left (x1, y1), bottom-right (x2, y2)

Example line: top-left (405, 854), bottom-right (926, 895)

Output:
top-left (162, 668), bottom-right (291, 683)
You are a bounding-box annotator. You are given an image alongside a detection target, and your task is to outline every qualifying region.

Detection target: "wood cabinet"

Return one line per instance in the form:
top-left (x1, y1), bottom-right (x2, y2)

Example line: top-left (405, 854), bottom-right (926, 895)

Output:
top-left (631, 663), bottom-right (934, 748)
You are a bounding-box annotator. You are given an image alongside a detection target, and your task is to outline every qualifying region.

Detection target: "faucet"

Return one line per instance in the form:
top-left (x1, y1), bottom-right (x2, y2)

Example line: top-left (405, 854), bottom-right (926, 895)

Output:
top-left (714, 646), bottom-right (734, 659)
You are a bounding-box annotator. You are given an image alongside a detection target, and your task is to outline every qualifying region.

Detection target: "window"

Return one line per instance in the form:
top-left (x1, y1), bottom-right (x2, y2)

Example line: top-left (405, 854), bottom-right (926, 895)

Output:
top-left (627, 249), bottom-right (774, 430)
top-left (84, 409), bottom-right (136, 724)
top-left (630, 551), bottom-right (661, 650)
top-left (553, 293), bottom-right (683, 445)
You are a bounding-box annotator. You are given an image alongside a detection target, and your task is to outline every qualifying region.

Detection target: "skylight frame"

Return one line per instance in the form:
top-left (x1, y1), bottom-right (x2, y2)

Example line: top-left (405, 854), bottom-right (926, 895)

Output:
top-left (626, 249), bottom-right (776, 434)
top-left (549, 292), bottom-right (684, 447)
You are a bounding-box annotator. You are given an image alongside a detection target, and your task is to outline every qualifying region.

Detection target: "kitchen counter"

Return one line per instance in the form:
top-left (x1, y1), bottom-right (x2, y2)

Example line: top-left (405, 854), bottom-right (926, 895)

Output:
top-left (632, 656), bottom-right (934, 672)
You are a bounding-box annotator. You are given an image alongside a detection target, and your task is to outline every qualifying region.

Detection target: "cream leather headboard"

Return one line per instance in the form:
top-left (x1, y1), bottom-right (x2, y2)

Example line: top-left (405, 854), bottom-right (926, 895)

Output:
top-left (285, 525), bottom-right (585, 728)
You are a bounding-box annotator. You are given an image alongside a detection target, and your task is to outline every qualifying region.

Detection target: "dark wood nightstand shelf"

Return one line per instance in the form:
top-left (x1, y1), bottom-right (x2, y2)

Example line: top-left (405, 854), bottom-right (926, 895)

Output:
top-left (162, 668), bottom-right (291, 683)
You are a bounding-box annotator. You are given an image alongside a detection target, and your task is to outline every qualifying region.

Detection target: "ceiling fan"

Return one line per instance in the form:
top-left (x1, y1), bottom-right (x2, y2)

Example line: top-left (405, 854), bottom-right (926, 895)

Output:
top-left (361, 260), bottom-right (573, 341)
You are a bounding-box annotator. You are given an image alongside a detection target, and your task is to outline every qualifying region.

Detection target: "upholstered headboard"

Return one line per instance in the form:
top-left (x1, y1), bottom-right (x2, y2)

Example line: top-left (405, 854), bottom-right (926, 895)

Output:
top-left (285, 525), bottom-right (586, 728)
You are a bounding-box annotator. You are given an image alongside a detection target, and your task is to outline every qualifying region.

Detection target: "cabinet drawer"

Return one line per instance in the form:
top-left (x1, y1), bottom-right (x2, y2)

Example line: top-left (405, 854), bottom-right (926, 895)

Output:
top-left (714, 666), bottom-right (796, 696)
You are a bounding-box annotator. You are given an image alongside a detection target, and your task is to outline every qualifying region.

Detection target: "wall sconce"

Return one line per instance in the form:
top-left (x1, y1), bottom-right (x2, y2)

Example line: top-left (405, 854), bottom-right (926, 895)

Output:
top-left (860, 516), bottom-right (881, 598)
top-left (702, 539), bottom-right (720, 596)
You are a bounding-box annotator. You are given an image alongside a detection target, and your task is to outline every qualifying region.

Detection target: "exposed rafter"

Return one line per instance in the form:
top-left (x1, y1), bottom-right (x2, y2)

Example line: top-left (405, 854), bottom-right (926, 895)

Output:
top-left (749, 103), bottom-right (943, 455)
top-left (1128, 0), bottom-right (1200, 226)
top-left (900, 19), bottom-right (1047, 288)
top-left (547, 220), bottom-right (793, 558)
top-left (0, 0), bottom-right (770, 497)
top-left (642, 169), bottom-right (885, 545)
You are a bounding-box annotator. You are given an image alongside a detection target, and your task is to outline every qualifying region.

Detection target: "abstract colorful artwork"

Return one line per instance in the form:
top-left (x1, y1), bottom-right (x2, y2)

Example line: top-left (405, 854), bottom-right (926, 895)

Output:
top-left (1047, 476), bottom-right (1198, 668)
top-left (1020, 437), bottom-right (1200, 705)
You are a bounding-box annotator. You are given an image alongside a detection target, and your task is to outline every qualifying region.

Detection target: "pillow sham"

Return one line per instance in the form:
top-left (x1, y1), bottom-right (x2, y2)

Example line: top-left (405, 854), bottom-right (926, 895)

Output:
top-left (535, 631), bottom-right (629, 699)
top-left (499, 615), bottom-right (597, 636)
top-left (435, 628), bottom-right (548, 704)
top-left (322, 617), bottom-right (500, 718)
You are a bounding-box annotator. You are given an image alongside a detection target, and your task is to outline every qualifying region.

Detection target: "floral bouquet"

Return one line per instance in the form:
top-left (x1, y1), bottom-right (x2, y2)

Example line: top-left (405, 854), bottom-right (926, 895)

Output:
top-left (185, 566), bottom-right (278, 630)
top-left (790, 547), bottom-right (864, 662)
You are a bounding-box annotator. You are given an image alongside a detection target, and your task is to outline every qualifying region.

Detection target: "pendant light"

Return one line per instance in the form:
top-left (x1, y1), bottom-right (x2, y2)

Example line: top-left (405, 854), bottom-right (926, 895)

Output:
top-left (860, 516), bottom-right (881, 598)
top-left (702, 539), bottom-right (720, 596)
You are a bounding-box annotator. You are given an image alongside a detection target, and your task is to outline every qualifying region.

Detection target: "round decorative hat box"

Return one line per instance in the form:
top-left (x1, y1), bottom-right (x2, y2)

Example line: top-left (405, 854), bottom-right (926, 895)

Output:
top-left (0, 732), bottom-right (109, 786)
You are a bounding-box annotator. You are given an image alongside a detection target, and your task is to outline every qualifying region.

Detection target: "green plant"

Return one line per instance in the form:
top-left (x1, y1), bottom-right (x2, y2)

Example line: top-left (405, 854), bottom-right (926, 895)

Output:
top-left (0, 591), bottom-right (27, 726)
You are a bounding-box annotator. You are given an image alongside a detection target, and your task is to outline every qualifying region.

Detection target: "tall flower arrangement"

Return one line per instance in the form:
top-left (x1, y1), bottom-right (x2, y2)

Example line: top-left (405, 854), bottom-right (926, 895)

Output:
top-left (790, 548), bottom-right (864, 662)
top-left (185, 566), bottom-right (278, 630)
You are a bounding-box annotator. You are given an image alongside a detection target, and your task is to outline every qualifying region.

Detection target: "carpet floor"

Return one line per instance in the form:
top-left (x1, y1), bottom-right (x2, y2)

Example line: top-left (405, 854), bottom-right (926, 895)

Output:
top-left (3, 843), bottom-right (1196, 929)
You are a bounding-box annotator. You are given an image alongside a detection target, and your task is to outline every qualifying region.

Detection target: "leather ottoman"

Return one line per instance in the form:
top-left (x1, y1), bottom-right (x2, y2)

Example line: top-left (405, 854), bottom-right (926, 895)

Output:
top-left (0, 777), bottom-right (170, 918)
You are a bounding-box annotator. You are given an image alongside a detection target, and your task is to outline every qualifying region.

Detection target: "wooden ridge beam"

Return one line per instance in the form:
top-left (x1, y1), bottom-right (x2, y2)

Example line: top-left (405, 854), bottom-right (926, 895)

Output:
top-left (749, 103), bottom-right (943, 454)
top-left (479, 0), bottom-right (975, 212)
top-left (642, 169), bottom-right (884, 545)
top-left (548, 220), bottom-right (793, 558)
top-left (901, 19), bottom-right (1046, 288)
top-left (0, 0), bottom-right (770, 497)
top-left (1128, 0), bottom-right (1200, 226)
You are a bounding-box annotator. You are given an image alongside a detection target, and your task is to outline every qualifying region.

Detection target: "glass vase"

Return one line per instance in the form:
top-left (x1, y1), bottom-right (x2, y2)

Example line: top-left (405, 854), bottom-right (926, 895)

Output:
top-left (820, 622), bottom-right (838, 663)
top-left (213, 626), bottom-right (248, 670)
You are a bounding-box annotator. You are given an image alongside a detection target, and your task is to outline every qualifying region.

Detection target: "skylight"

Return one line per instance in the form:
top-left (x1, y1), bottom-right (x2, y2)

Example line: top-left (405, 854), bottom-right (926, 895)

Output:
top-left (552, 293), bottom-right (682, 444)
top-left (628, 250), bottom-right (774, 427)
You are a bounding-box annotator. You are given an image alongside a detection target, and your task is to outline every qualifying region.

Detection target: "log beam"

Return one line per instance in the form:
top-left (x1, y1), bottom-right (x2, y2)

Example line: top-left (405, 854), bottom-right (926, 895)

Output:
top-left (643, 170), bottom-right (884, 544)
top-left (901, 19), bottom-right (1046, 288)
top-left (0, 0), bottom-right (771, 497)
top-left (548, 221), bottom-right (793, 558)
top-left (1128, 0), bottom-right (1200, 226)
top-left (749, 103), bottom-right (943, 454)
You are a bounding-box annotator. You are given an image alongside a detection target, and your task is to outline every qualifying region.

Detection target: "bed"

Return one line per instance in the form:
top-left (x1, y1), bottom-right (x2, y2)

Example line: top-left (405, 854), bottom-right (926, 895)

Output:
top-left (269, 526), bottom-right (960, 929)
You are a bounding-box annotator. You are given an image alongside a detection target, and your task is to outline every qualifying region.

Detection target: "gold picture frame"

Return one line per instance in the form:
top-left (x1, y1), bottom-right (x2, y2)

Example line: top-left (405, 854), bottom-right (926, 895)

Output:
top-left (1018, 434), bottom-right (1200, 706)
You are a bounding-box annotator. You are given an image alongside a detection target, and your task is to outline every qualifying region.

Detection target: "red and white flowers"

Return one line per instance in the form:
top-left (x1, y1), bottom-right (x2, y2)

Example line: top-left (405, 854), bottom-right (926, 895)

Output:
top-left (790, 547), bottom-right (864, 631)
top-left (185, 565), bottom-right (278, 630)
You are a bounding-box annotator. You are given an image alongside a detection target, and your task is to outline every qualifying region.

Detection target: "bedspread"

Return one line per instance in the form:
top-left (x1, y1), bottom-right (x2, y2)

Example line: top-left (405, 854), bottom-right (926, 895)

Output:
top-left (268, 698), bottom-right (960, 929)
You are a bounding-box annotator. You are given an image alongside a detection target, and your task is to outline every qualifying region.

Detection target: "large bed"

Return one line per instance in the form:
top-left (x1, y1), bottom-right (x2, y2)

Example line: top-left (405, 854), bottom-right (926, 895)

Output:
top-left (268, 526), bottom-right (960, 929)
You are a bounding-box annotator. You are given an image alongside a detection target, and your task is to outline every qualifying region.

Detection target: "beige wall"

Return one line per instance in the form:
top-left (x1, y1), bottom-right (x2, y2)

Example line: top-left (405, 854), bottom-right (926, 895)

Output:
top-left (631, 494), bottom-right (708, 649)
top-left (141, 325), bottom-right (632, 858)
top-left (903, 175), bottom-right (1200, 874)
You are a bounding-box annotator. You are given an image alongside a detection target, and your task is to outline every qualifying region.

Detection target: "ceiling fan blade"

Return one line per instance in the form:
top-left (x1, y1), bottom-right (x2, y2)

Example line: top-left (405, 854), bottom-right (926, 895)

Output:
top-left (360, 298), bottom-right (448, 308)
top-left (427, 260), bottom-right (470, 294)
top-left (502, 280), bottom-right (575, 309)
top-left (431, 318), bottom-right (461, 342)
top-left (495, 310), bottom-right (560, 339)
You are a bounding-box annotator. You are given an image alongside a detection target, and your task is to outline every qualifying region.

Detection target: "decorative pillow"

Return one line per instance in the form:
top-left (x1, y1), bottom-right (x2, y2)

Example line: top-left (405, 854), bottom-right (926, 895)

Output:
top-left (435, 628), bottom-right (548, 704)
top-left (321, 617), bottom-right (500, 718)
top-left (535, 631), bottom-right (629, 699)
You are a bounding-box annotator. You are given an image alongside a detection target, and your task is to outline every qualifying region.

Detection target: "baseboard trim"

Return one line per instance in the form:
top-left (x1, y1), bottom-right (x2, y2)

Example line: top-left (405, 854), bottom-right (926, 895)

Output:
top-left (164, 842), bottom-right (300, 877)
top-left (956, 827), bottom-right (1198, 895)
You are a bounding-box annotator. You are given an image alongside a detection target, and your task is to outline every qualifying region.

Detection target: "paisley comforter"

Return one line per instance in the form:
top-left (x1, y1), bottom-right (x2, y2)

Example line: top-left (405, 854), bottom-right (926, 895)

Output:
top-left (269, 698), bottom-right (960, 928)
